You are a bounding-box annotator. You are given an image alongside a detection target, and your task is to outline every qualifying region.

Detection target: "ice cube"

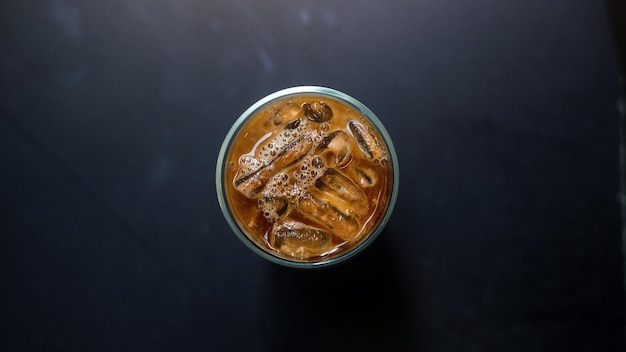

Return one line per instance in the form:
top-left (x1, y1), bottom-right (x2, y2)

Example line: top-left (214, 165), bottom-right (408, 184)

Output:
top-left (284, 118), bottom-right (301, 130)
top-left (347, 120), bottom-right (383, 160)
top-left (345, 165), bottom-right (379, 188)
top-left (313, 130), bottom-right (351, 167)
top-left (254, 118), bottom-right (304, 164)
top-left (308, 187), bottom-right (366, 222)
top-left (297, 193), bottom-right (360, 241)
top-left (303, 101), bottom-right (333, 123)
top-left (270, 220), bottom-right (332, 259)
top-left (272, 101), bottom-right (302, 126)
top-left (235, 136), bottom-right (313, 198)
top-left (315, 169), bottom-right (368, 216)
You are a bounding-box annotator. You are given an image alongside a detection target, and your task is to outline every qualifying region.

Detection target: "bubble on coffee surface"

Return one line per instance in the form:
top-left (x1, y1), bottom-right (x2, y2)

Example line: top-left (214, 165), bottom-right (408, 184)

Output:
top-left (261, 153), bottom-right (328, 202)
top-left (234, 135), bottom-right (314, 198)
top-left (238, 155), bottom-right (263, 175)
top-left (258, 196), bottom-right (288, 223)
top-left (256, 121), bottom-right (306, 164)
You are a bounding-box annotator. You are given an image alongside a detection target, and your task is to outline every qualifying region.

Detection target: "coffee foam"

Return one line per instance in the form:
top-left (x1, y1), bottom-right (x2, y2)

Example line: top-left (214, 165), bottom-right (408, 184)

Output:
top-left (261, 155), bottom-right (328, 203)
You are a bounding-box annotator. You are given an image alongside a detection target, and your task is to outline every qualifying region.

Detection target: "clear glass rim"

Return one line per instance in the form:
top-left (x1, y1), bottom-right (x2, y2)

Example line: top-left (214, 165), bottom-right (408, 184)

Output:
top-left (216, 86), bottom-right (400, 269)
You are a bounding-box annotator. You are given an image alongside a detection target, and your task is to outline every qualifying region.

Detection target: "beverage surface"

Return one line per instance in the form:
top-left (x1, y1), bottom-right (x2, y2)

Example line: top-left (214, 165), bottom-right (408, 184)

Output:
top-left (224, 94), bottom-right (393, 261)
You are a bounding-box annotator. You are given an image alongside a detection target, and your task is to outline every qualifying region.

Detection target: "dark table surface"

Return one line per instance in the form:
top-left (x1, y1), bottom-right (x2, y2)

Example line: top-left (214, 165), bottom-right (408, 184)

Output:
top-left (1, 1), bottom-right (625, 351)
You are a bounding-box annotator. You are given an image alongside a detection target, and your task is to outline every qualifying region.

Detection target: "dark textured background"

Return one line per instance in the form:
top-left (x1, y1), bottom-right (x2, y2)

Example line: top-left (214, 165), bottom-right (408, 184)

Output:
top-left (1, 1), bottom-right (624, 351)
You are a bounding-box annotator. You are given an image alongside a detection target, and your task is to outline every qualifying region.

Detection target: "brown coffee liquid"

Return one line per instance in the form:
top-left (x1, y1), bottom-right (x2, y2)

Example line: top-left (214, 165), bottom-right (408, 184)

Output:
top-left (224, 94), bottom-right (393, 261)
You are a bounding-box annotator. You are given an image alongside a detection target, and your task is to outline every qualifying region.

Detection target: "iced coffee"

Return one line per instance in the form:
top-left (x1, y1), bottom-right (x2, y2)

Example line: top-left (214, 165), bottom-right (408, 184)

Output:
top-left (220, 88), bottom-right (396, 264)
